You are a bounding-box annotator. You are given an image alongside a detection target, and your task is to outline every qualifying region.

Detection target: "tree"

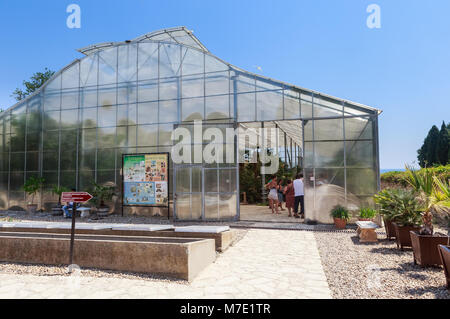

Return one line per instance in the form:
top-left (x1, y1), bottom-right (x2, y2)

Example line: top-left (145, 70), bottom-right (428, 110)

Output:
top-left (11, 68), bottom-right (55, 101)
top-left (436, 121), bottom-right (450, 165)
top-left (417, 125), bottom-right (440, 167)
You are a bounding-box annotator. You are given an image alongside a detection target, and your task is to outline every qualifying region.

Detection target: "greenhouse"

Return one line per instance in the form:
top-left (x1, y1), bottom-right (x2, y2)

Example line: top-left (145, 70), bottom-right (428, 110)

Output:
top-left (0, 27), bottom-right (381, 223)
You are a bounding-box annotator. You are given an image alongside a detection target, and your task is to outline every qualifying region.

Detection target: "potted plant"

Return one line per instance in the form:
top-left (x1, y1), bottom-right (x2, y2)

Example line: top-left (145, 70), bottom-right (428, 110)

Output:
top-left (358, 208), bottom-right (378, 221)
top-left (405, 166), bottom-right (450, 266)
top-left (438, 245), bottom-right (450, 289)
top-left (23, 176), bottom-right (45, 214)
top-left (91, 182), bottom-right (116, 217)
top-left (374, 188), bottom-right (401, 240)
top-left (386, 188), bottom-right (423, 250)
top-left (330, 205), bottom-right (350, 229)
top-left (50, 185), bottom-right (69, 216)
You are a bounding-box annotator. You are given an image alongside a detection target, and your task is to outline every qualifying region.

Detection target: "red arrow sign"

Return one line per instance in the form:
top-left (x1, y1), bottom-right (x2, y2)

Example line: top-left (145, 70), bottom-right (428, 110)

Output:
top-left (61, 192), bottom-right (93, 203)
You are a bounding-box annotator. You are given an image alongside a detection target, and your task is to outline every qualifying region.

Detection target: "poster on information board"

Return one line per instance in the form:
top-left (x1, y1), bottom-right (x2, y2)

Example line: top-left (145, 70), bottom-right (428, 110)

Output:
top-left (122, 153), bottom-right (169, 207)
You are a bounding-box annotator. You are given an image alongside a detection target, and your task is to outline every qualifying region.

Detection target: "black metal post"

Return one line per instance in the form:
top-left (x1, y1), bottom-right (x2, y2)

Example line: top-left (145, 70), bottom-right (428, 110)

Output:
top-left (69, 203), bottom-right (76, 266)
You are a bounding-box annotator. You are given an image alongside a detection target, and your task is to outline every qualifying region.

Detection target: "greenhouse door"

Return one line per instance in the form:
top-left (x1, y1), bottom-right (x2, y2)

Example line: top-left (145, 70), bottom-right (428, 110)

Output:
top-left (173, 164), bottom-right (204, 220)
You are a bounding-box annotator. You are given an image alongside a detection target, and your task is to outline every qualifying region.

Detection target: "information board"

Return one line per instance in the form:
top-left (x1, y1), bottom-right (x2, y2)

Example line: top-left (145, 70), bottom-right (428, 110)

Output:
top-left (122, 153), bottom-right (169, 207)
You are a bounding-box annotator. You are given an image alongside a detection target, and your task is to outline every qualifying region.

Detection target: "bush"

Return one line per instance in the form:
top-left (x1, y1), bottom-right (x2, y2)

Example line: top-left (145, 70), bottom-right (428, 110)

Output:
top-left (374, 188), bottom-right (422, 226)
top-left (381, 165), bottom-right (450, 188)
top-left (330, 205), bottom-right (350, 221)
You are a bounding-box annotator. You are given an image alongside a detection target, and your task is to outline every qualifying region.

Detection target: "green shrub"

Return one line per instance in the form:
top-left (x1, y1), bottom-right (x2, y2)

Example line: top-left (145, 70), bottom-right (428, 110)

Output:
top-left (359, 208), bottom-right (377, 219)
top-left (381, 165), bottom-right (450, 188)
top-left (374, 188), bottom-right (422, 226)
top-left (330, 205), bottom-right (350, 221)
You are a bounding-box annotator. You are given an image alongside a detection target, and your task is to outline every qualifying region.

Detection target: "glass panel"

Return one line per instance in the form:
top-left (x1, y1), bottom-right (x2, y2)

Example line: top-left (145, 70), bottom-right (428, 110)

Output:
top-left (60, 109), bottom-right (79, 129)
top-left (97, 149), bottom-right (116, 170)
top-left (78, 170), bottom-right (94, 190)
top-left (345, 117), bottom-right (373, 140)
top-left (205, 71), bottom-right (229, 96)
top-left (137, 125), bottom-right (157, 146)
top-left (118, 44), bottom-right (137, 83)
top-left (256, 79), bottom-right (280, 91)
top-left (10, 134), bottom-right (25, 152)
top-left (80, 53), bottom-right (98, 87)
top-left (10, 152), bottom-right (24, 171)
top-left (137, 42), bottom-right (159, 80)
top-left (97, 170), bottom-right (115, 185)
top-left (42, 172), bottom-right (58, 190)
top-left (43, 131), bottom-right (59, 151)
top-left (347, 168), bottom-right (377, 196)
top-left (43, 152), bottom-right (58, 171)
top-left (191, 193), bottom-right (202, 219)
top-left (10, 172), bottom-right (24, 191)
top-left (81, 108), bottom-right (97, 128)
top-left (80, 86), bottom-right (97, 108)
top-left (60, 129), bottom-right (77, 150)
top-left (314, 141), bottom-right (344, 168)
top-left (0, 153), bottom-right (9, 171)
top-left (345, 140), bottom-right (374, 168)
top-left (98, 127), bottom-right (116, 148)
top-left (159, 43), bottom-right (181, 78)
top-left (137, 102), bottom-right (158, 124)
top-left (118, 82), bottom-right (137, 104)
top-left (237, 93), bottom-right (255, 122)
top-left (219, 169), bottom-right (235, 193)
top-left (182, 74), bottom-right (203, 98)
top-left (176, 193), bottom-right (190, 219)
top-left (98, 85), bottom-right (117, 107)
top-left (205, 54), bottom-right (228, 73)
top-left (205, 169), bottom-right (218, 192)
top-left (43, 91), bottom-right (60, 111)
top-left (79, 149), bottom-right (95, 170)
top-left (26, 132), bottom-right (39, 151)
top-left (26, 152), bottom-right (39, 171)
top-left (182, 98), bottom-right (204, 122)
top-left (138, 80), bottom-right (158, 102)
top-left (235, 74), bottom-right (255, 93)
top-left (181, 48), bottom-right (204, 75)
top-left (62, 62), bottom-right (80, 89)
top-left (205, 194), bottom-right (218, 219)
top-left (176, 167), bottom-right (190, 193)
top-left (98, 47), bottom-right (117, 85)
top-left (159, 100), bottom-right (178, 123)
top-left (219, 193), bottom-right (236, 218)
top-left (160, 77), bottom-right (179, 100)
top-left (60, 150), bottom-right (77, 171)
top-left (158, 123), bottom-right (174, 145)
top-left (256, 90), bottom-right (283, 121)
top-left (80, 128), bottom-right (97, 150)
top-left (314, 118), bottom-right (343, 141)
top-left (98, 105), bottom-right (117, 127)
top-left (284, 90), bottom-right (300, 120)
top-left (61, 88), bottom-right (79, 109)
top-left (44, 111), bottom-right (60, 130)
top-left (301, 100), bottom-right (313, 119)
top-left (206, 95), bottom-right (229, 120)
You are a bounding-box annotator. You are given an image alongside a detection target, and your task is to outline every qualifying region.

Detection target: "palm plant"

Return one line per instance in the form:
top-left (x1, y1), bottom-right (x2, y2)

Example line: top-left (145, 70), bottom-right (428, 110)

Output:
top-left (51, 185), bottom-right (70, 207)
top-left (330, 205), bottom-right (350, 220)
top-left (23, 176), bottom-right (45, 206)
top-left (374, 188), bottom-right (422, 226)
top-left (404, 166), bottom-right (450, 235)
top-left (91, 182), bottom-right (116, 209)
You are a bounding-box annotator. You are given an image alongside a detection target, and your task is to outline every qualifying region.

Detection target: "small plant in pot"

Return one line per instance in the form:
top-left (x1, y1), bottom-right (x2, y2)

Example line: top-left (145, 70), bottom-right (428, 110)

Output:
top-left (23, 176), bottom-right (45, 214)
top-left (374, 188), bottom-right (401, 240)
top-left (50, 185), bottom-right (70, 216)
top-left (91, 182), bottom-right (116, 217)
top-left (404, 166), bottom-right (450, 265)
top-left (358, 208), bottom-right (378, 221)
top-left (330, 205), bottom-right (350, 229)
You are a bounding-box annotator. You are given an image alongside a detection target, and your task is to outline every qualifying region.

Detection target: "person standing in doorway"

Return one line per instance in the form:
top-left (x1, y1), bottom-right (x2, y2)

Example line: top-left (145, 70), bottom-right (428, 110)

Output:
top-left (265, 175), bottom-right (279, 215)
top-left (293, 174), bottom-right (305, 219)
top-left (284, 180), bottom-right (295, 217)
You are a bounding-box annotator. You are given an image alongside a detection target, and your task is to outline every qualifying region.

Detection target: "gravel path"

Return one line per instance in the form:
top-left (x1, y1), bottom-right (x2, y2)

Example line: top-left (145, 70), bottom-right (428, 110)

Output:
top-left (314, 231), bottom-right (450, 299)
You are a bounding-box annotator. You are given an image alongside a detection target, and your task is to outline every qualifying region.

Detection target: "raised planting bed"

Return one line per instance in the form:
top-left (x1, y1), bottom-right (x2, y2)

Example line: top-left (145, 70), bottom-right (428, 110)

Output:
top-left (0, 232), bottom-right (216, 281)
top-left (0, 222), bottom-right (235, 252)
top-left (392, 222), bottom-right (421, 250)
top-left (410, 231), bottom-right (450, 267)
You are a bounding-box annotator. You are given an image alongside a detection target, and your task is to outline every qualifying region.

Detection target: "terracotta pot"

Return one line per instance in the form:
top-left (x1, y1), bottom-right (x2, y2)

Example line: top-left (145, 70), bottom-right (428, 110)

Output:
top-left (392, 222), bottom-right (421, 250)
top-left (410, 231), bottom-right (449, 266)
top-left (383, 218), bottom-right (396, 240)
top-left (333, 218), bottom-right (347, 229)
top-left (438, 245), bottom-right (450, 289)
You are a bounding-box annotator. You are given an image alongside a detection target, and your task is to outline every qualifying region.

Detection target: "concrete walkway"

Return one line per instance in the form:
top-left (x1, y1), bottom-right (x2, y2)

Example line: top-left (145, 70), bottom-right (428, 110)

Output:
top-left (0, 229), bottom-right (331, 299)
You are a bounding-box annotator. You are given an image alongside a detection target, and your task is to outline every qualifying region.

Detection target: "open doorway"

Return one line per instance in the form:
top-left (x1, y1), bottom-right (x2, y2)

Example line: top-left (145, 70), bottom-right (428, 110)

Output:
top-left (238, 120), bottom-right (304, 223)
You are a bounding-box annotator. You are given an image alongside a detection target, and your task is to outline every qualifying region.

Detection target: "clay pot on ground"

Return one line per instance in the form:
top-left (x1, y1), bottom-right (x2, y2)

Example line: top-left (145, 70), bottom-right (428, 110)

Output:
top-left (392, 222), bottom-right (421, 250)
top-left (438, 245), bottom-right (450, 289)
top-left (333, 217), bottom-right (347, 230)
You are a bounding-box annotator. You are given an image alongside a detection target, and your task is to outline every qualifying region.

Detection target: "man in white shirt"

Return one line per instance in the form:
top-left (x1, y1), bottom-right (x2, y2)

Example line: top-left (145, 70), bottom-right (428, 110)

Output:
top-left (293, 173), bottom-right (305, 219)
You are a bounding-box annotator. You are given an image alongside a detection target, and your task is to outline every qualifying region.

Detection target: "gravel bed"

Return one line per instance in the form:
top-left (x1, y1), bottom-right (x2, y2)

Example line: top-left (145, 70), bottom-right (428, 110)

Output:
top-left (314, 231), bottom-right (450, 299)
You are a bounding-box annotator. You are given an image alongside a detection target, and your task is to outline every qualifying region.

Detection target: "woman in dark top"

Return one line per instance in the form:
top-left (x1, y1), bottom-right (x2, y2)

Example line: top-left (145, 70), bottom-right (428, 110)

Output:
top-left (284, 180), bottom-right (295, 217)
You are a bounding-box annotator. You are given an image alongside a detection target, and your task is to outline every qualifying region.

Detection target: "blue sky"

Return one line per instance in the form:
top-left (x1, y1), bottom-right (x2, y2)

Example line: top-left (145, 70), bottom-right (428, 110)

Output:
top-left (0, 0), bottom-right (449, 169)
